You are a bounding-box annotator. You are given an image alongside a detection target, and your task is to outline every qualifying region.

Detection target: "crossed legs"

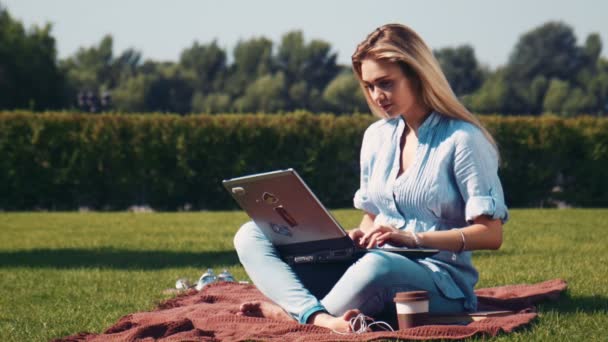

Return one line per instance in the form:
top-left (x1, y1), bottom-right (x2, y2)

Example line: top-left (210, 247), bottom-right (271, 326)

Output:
top-left (233, 221), bottom-right (465, 331)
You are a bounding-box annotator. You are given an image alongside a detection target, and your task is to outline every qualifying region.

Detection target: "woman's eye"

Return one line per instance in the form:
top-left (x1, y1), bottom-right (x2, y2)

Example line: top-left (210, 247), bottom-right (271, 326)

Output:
top-left (378, 80), bottom-right (393, 90)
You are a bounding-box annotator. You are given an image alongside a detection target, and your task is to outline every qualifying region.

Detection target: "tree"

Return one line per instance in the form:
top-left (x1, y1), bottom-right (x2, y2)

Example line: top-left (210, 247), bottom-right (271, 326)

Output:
top-left (467, 21), bottom-right (606, 115)
top-left (587, 59), bottom-right (608, 114)
top-left (526, 75), bottom-right (549, 114)
top-left (111, 48), bottom-right (142, 87)
top-left (234, 72), bottom-right (287, 112)
top-left (62, 35), bottom-right (114, 92)
top-left (566, 33), bottom-right (607, 115)
top-left (276, 31), bottom-right (339, 110)
top-left (434, 45), bottom-right (484, 96)
top-left (464, 69), bottom-right (533, 114)
top-left (542, 79), bottom-right (570, 114)
top-left (145, 71), bottom-right (193, 114)
top-left (61, 35), bottom-right (143, 111)
top-left (225, 37), bottom-right (274, 99)
top-left (507, 21), bottom-right (585, 84)
top-left (0, 6), bottom-right (67, 109)
top-left (562, 87), bottom-right (598, 115)
top-left (111, 73), bottom-right (151, 112)
top-left (179, 40), bottom-right (227, 94)
top-left (584, 33), bottom-right (602, 66)
top-left (322, 72), bottom-right (368, 114)
top-left (191, 91), bottom-right (231, 114)
top-left (113, 61), bottom-right (194, 114)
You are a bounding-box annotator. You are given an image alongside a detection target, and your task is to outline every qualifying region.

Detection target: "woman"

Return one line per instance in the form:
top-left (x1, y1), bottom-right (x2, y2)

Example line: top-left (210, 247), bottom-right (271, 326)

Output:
top-left (234, 23), bottom-right (508, 332)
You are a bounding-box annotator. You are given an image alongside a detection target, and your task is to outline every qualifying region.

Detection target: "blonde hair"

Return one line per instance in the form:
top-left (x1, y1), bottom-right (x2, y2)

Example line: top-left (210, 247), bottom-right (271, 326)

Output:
top-left (351, 23), bottom-right (498, 151)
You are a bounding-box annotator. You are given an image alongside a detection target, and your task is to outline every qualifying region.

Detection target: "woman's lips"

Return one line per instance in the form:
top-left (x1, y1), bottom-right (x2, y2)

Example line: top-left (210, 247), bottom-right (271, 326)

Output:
top-left (381, 103), bottom-right (392, 111)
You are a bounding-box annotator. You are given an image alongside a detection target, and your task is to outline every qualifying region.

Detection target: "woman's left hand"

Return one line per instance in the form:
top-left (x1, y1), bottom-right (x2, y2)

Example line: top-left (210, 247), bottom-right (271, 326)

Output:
top-left (359, 224), bottom-right (417, 249)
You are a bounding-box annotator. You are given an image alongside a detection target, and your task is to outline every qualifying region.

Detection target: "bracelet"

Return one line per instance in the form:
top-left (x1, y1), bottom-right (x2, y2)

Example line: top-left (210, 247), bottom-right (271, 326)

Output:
top-left (458, 230), bottom-right (466, 253)
top-left (411, 231), bottom-right (421, 248)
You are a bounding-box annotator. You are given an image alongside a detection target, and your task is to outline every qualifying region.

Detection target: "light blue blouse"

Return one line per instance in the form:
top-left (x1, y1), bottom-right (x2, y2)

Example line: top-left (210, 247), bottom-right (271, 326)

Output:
top-left (353, 111), bottom-right (509, 311)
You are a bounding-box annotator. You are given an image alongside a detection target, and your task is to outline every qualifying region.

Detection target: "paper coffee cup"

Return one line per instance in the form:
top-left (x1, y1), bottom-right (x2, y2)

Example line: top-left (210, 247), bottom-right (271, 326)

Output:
top-left (394, 291), bottom-right (429, 329)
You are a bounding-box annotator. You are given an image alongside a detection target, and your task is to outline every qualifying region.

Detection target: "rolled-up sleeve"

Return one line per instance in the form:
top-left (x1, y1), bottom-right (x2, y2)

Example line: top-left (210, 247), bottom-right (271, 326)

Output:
top-left (453, 125), bottom-right (509, 223)
top-left (353, 126), bottom-right (380, 215)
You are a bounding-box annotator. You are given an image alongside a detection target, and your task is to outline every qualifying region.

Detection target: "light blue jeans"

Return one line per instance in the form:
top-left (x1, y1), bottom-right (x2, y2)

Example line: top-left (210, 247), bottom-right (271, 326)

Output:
top-left (234, 221), bottom-right (465, 324)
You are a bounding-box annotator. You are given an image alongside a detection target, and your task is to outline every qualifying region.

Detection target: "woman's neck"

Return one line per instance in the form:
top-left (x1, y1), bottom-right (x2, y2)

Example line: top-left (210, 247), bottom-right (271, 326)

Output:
top-left (401, 103), bottom-right (432, 134)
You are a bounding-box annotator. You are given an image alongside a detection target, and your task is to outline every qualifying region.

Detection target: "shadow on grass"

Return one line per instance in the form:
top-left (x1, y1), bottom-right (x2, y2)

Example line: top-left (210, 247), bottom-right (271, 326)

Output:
top-left (539, 292), bottom-right (608, 314)
top-left (0, 248), bottom-right (239, 269)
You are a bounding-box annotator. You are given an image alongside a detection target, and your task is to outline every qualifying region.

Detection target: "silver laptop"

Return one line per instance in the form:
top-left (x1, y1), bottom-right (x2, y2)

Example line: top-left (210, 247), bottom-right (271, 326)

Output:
top-left (222, 169), bottom-right (438, 264)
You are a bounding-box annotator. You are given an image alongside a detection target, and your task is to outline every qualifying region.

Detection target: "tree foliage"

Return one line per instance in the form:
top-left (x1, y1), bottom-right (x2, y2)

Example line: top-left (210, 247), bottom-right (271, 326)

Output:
top-left (468, 21), bottom-right (607, 116)
top-left (179, 40), bottom-right (227, 94)
top-left (0, 6), bottom-right (67, 110)
top-left (508, 22), bottom-right (585, 82)
top-left (322, 72), bottom-right (368, 114)
top-left (0, 4), bottom-right (606, 116)
top-left (434, 45), bottom-right (484, 96)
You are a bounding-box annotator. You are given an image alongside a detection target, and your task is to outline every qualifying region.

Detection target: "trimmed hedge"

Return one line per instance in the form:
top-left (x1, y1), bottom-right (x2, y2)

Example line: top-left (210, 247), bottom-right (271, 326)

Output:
top-left (0, 111), bottom-right (606, 210)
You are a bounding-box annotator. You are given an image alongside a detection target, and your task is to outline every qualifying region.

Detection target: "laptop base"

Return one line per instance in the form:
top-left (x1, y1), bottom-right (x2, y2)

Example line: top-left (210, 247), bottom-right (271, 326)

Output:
top-left (277, 236), bottom-right (439, 264)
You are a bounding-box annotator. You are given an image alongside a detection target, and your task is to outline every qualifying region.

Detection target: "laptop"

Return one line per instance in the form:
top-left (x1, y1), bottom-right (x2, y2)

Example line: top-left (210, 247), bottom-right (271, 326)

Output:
top-left (222, 169), bottom-right (438, 264)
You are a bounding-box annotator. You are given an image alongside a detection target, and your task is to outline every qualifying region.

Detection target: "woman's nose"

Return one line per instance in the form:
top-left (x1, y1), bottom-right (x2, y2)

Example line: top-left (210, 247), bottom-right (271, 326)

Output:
top-left (372, 88), bottom-right (386, 103)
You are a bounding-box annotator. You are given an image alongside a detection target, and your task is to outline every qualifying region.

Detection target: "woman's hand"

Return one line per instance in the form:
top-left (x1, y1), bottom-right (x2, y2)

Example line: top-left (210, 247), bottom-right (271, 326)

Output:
top-left (347, 228), bottom-right (366, 247)
top-left (359, 224), bottom-right (417, 249)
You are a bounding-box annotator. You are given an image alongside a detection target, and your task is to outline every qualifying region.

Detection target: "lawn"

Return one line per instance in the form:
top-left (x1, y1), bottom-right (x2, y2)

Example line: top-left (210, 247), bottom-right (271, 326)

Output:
top-left (1, 209), bottom-right (607, 341)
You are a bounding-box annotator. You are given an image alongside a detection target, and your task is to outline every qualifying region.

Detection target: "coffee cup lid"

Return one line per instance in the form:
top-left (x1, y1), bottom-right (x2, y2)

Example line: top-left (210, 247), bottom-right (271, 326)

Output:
top-left (394, 290), bottom-right (429, 302)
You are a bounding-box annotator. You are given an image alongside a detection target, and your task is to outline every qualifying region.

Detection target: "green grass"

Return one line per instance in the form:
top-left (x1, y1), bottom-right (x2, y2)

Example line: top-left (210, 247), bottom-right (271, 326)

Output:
top-left (1, 209), bottom-right (607, 341)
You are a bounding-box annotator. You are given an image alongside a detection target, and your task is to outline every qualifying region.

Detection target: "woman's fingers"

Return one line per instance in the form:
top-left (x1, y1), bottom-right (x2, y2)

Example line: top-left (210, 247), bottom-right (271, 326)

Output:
top-left (375, 232), bottom-right (392, 246)
top-left (348, 229), bottom-right (365, 246)
top-left (360, 226), bottom-right (417, 248)
top-left (361, 225), bottom-right (395, 247)
top-left (359, 231), bottom-right (371, 246)
top-left (376, 230), bottom-right (412, 248)
top-left (366, 233), bottom-right (378, 249)
top-left (360, 228), bottom-right (379, 246)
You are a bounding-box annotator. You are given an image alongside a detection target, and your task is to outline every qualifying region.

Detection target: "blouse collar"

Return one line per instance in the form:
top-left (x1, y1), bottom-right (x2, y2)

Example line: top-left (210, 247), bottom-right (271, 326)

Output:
top-left (389, 111), bottom-right (442, 141)
top-left (417, 111), bottom-right (442, 141)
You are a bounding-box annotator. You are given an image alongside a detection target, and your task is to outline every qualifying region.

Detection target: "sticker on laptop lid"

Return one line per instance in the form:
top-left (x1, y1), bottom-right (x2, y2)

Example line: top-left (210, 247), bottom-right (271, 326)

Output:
top-left (270, 222), bottom-right (292, 237)
top-left (274, 205), bottom-right (298, 227)
top-left (262, 192), bottom-right (279, 204)
top-left (231, 187), bottom-right (246, 196)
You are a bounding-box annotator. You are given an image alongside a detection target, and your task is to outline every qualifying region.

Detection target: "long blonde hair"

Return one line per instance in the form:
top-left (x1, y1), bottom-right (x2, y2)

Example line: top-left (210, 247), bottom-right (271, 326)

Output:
top-left (351, 23), bottom-right (498, 151)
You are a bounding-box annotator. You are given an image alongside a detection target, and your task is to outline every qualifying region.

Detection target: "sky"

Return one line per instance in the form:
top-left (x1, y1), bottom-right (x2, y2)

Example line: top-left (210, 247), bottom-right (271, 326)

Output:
top-left (3, 0), bottom-right (608, 69)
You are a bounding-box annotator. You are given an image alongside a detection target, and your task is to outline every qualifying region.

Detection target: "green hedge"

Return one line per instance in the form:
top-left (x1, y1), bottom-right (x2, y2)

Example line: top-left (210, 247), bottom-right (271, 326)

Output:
top-left (0, 111), bottom-right (606, 210)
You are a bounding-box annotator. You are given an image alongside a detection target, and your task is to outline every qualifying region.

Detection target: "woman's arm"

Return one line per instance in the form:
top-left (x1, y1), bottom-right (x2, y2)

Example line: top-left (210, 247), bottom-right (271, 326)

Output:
top-left (418, 215), bottom-right (502, 251)
top-left (359, 215), bottom-right (502, 251)
top-left (358, 212), bottom-right (376, 232)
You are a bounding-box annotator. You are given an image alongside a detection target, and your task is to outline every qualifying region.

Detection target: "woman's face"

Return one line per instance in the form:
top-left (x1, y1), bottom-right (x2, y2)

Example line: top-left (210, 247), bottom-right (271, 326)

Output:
top-left (360, 58), bottom-right (419, 118)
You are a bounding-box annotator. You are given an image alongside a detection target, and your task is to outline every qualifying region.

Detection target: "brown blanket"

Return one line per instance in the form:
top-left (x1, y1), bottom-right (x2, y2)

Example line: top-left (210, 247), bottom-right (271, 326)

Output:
top-left (55, 279), bottom-right (567, 341)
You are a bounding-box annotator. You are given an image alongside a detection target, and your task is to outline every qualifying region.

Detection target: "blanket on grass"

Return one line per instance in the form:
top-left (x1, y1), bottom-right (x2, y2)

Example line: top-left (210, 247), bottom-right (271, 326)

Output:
top-left (55, 278), bottom-right (567, 341)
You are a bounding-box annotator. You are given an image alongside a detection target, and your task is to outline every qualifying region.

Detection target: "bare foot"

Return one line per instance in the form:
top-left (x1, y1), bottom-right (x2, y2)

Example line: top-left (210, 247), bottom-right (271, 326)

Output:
top-left (238, 301), bottom-right (292, 321)
top-left (309, 309), bottom-right (362, 333)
